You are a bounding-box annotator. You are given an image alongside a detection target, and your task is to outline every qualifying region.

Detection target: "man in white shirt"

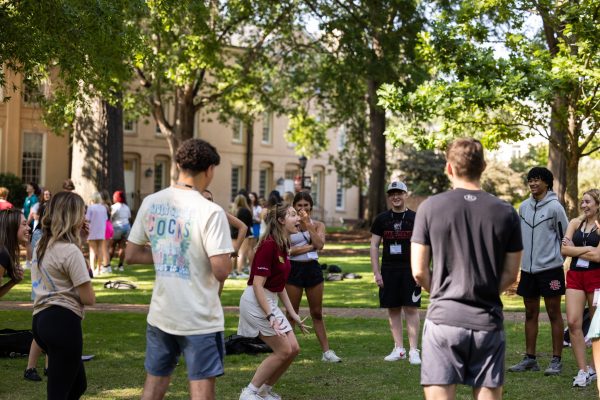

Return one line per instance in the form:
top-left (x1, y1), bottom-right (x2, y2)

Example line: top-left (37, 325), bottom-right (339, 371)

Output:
top-left (126, 138), bottom-right (233, 400)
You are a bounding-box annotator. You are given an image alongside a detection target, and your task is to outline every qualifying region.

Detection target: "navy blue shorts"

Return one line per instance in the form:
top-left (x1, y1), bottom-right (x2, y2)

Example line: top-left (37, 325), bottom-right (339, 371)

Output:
top-left (144, 324), bottom-right (225, 380)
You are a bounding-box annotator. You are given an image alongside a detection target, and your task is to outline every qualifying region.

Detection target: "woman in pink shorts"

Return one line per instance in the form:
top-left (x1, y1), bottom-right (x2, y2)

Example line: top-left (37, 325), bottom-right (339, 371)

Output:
top-left (562, 188), bottom-right (600, 387)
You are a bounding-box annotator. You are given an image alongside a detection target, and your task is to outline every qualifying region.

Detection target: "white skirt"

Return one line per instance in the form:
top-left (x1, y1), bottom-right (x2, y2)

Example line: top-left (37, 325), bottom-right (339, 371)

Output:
top-left (237, 286), bottom-right (292, 337)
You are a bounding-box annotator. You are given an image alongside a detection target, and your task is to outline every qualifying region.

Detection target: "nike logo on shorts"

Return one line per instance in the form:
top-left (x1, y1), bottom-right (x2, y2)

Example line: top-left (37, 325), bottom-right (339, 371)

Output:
top-left (412, 291), bottom-right (421, 303)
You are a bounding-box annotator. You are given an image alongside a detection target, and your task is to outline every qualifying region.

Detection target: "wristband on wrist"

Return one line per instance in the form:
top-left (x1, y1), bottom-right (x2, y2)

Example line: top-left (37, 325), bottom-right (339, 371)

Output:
top-left (266, 313), bottom-right (275, 321)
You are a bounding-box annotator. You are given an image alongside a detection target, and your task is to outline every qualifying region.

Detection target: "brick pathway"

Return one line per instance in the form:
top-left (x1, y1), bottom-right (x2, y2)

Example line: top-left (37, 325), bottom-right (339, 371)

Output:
top-left (0, 301), bottom-right (558, 322)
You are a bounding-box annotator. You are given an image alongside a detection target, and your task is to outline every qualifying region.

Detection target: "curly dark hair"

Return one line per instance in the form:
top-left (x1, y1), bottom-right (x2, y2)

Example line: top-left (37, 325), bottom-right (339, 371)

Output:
top-left (175, 139), bottom-right (220, 174)
top-left (527, 167), bottom-right (553, 191)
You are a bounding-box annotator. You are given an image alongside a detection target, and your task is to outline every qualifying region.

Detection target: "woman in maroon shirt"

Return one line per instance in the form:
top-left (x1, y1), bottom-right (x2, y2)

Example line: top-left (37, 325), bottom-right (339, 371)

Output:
top-left (237, 204), bottom-right (310, 400)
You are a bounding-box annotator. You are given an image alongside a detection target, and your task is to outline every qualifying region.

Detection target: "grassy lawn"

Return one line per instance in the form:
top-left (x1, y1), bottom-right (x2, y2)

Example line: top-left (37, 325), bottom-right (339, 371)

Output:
top-left (0, 310), bottom-right (594, 399)
top-left (3, 248), bottom-right (559, 312)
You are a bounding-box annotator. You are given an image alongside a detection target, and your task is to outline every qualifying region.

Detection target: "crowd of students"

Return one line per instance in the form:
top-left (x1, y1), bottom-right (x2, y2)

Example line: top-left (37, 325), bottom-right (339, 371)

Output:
top-left (1, 137), bottom-right (600, 400)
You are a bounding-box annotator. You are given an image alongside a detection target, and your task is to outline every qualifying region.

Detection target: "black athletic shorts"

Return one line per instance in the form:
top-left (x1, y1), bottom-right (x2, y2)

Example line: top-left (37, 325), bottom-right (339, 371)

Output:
top-left (379, 267), bottom-right (421, 308)
top-left (516, 267), bottom-right (566, 298)
top-left (287, 260), bottom-right (324, 288)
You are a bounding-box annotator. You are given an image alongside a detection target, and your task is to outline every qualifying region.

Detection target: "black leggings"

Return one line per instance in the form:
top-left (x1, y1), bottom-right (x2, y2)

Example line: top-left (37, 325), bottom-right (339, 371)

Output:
top-left (32, 306), bottom-right (87, 400)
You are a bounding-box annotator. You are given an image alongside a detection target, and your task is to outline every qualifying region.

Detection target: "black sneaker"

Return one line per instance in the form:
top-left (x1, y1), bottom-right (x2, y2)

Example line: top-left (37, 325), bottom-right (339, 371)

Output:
top-left (24, 368), bottom-right (42, 382)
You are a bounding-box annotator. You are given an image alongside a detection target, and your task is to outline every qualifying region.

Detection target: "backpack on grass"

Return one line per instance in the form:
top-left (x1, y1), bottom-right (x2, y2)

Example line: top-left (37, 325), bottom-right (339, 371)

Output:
top-left (0, 329), bottom-right (33, 358)
top-left (225, 334), bottom-right (272, 355)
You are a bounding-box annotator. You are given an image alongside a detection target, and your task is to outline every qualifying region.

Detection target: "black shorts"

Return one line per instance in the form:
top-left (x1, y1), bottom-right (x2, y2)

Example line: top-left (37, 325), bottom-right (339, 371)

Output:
top-left (287, 260), bottom-right (324, 288)
top-left (517, 268), bottom-right (566, 298)
top-left (379, 267), bottom-right (421, 308)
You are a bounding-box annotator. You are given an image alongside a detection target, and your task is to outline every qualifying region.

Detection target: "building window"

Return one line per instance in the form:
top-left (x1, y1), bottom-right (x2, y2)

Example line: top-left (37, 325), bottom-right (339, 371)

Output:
top-left (231, 166), bottom-right (242, 201)
top-left (22, 79), bottom-right (46, 105)
top-left (284, 167), bottom-right (299, 180)
top-left (22, 132), bottom-right (44, 184)
top-left (258, 164), bottom-right (272, 198)
top-left (154, 157), bottom-right (170, 192)
top-left (311, 169), bottom-right (323, 207)
top-left (232, 119), bottom-right (244, 143)
top-left (337, 125), bottom-right (347, 151)
top-left (336, 175), bottom-right (345, 210)
top-left (262, 112), bottom-right (272, 144)
top-left (124, 118), bottom-right (136, 134)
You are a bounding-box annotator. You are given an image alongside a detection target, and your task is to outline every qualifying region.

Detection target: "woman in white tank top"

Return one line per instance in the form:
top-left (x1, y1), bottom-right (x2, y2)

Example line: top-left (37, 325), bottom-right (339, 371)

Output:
top-left (286, 191), bottom-right (342, 363)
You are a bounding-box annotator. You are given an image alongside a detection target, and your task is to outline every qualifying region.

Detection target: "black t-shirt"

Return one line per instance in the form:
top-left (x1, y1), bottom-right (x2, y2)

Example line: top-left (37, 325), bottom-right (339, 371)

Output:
top-left (232, 207), bottom-right (253, 238)
top-left (370, 209), bottom-right (416, 268)
top-left (570, 222), bottom-right (600, 271)
top-left (411, 189), bottom-right (523, 331)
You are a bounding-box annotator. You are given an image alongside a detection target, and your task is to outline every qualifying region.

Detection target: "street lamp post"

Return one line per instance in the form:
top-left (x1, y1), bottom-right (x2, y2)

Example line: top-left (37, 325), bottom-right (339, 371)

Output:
top-left (298, 155), bottom-right (307, 191)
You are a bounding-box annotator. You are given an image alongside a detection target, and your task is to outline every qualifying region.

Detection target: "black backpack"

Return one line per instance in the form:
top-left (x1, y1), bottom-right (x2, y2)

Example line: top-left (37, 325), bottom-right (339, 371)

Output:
top-left (224, 334), bottom-right (272, 355)
top-left (0, 329), bottom-right (33, 357)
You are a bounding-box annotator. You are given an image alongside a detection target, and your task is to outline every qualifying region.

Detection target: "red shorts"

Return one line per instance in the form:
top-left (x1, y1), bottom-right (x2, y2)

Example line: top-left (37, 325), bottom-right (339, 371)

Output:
top-left (566, 269), bottom-right (600, 292)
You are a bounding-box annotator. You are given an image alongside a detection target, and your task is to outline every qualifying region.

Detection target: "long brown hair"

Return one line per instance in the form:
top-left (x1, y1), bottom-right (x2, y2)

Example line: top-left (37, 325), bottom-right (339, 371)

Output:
top-left (258, 203), bottom-right (292, 251)
top-left (36, 192), bottom-right (86, 266)
top-left (0, 208), bottom-right (24, 279)
top-left (581, 189), bottom-right (600, 222)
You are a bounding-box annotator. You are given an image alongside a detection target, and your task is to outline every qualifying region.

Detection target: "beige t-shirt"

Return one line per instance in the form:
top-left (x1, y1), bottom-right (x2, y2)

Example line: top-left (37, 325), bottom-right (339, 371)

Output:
top-left (128, 187), bottom-right (233, 335)
top-left (31, 241), bottom-right (91, 318)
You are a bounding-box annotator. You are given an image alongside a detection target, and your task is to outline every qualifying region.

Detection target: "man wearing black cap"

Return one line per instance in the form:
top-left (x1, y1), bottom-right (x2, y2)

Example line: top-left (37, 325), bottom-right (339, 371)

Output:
top-left (370, 181), bottom-right (422, 365)
top-left (508, 167), bottom-right (569, 376)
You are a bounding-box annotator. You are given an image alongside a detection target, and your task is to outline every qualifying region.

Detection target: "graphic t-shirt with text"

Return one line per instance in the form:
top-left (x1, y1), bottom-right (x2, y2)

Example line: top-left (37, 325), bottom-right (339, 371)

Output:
top-left (370, 209), bottom-right (416, 268)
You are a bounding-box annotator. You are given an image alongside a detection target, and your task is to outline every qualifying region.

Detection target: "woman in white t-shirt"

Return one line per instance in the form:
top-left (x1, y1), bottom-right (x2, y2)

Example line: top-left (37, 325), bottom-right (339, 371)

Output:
top-left (109, 190), bottom-right (131, 272)
top-left (31, 191), bottom-right (95, 399)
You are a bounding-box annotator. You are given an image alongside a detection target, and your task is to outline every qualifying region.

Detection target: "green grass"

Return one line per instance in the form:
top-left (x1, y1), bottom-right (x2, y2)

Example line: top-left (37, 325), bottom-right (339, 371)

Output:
top-left (0, 310), bottom-right (595, 399)
top-left (3, 244), bottom-right (563, 312)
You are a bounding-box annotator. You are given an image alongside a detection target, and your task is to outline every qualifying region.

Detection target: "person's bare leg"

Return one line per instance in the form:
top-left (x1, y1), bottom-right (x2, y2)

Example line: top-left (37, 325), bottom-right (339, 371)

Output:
top-left (524, 297), bottom-right (540, 355)
top-left (88, 241), bottom-right (98, 274)
top-left (423, 384), bottom-right (457, 400)
top-left (544, 295), bottom-right (564, 358)
top-left (306, 283), bottom-right (329, 351)
top-left (404, 306), bottom-right (420, 350)
top-left (255, 332), bottom-right (300, 387)
top-left (566, 288), bottom-right (588, 370)
top-left (189, 377), bottom-right (216, 400)
top-left (593, 339), bottom-right (600, 396)
top-left (26, 339), bottom-right (43, 369)
top-left (388, 307), bottom-right (404, 349)
top-left (141, 374), bottom-right (171, 400)
top-left (285, 283), bottom-right (304, 329)
top-left (473, 386), bottom-right (502, 400)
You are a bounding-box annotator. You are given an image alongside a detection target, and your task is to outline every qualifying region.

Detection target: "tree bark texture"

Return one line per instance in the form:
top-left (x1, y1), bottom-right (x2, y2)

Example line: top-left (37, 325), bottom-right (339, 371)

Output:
top-left (367, 78), bottom-right (387, 224)
top-left (245, 120), bottom-right (254, 191)
top-left (105, 94), bottom-right (125, 194)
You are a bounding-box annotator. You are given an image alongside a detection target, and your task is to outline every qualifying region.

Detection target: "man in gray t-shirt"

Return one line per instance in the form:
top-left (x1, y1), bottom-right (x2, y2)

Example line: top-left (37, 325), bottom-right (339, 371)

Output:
top-left (411, 138), bottom-right (523, 400)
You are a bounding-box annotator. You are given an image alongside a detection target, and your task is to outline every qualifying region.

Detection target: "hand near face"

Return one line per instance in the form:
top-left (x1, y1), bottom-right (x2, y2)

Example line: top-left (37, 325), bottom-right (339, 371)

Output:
top-left (298, 209), bottom-right (310, 226)
top-left (13, 265), bottom-right (24, 283)
top-left (80, 220), bottom-right (90, 240)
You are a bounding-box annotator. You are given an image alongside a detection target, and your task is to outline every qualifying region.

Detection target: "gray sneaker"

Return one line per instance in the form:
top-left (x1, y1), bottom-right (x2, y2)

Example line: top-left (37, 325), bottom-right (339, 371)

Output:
top-left (508, 357), bottom-right (540, 372)
top-left (544, 358), bottom-right (562, 375)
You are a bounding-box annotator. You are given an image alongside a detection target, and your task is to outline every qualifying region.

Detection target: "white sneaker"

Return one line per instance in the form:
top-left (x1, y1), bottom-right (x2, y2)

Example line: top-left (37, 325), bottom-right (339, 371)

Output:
top-left (588, 366), bottom-right (597, 383)
top-left (573, 369), bottom-right (589, 387)
top-left (106, 266), bottom-right (112, 273)
top-left (118, 266), bottom-right (124, 272)
top-left (259, 389), bottom-right (281, 400)
top-left (409, 348), bottom-right (421, 365)
top-left (100, 266), bottom-right (110, 275)
top-left (228, 272), bottom-right (238, 279)
top-left (239, 387), bottom-right (264, 400)
top-left (384, 346), bottom-right (406, 361)
top-left (237, 272), bottom-right (249, 279)
top-left (322, 349), bottom-right (342, 363)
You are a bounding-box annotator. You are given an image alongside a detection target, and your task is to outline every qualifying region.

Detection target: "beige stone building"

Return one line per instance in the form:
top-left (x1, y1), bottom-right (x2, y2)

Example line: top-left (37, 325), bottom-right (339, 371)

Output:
top-left (0, 72), bottom-right (360, 224)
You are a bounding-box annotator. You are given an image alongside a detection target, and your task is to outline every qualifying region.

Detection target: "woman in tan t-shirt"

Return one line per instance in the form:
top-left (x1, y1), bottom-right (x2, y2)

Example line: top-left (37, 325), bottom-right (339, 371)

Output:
top-left (31, 191), bottom-right (95, 399)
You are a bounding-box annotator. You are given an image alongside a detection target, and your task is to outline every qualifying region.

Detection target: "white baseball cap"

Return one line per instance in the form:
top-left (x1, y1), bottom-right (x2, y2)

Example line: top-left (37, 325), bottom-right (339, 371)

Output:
top-left (387, 181), bottom-right (408, 193)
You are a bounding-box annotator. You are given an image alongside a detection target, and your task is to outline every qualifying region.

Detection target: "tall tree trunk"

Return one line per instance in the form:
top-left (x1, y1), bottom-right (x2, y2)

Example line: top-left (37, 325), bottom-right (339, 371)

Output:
top-left (166, 86), bottom-right (196, 184)
top-left (548, 96), bottom-right (567, 205)
top-left (105, 93), bottom-right (125, 194)
top-left (72, 96), bottom-right (109, 202)
top-left (367, 78), bottom-right (386, 224)
top-left (564, 152), bottom-right (579, 219)
top-left (245, 120), bottom-right (254, 191)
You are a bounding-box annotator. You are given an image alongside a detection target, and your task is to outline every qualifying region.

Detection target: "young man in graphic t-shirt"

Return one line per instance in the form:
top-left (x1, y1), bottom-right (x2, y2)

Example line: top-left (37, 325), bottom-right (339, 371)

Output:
top-left (370, 181), bottom-right (421, 365)
top-left (411, 138), bottom-right (523, 400)
top-left (126, 139), bottom-right (233, 400)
